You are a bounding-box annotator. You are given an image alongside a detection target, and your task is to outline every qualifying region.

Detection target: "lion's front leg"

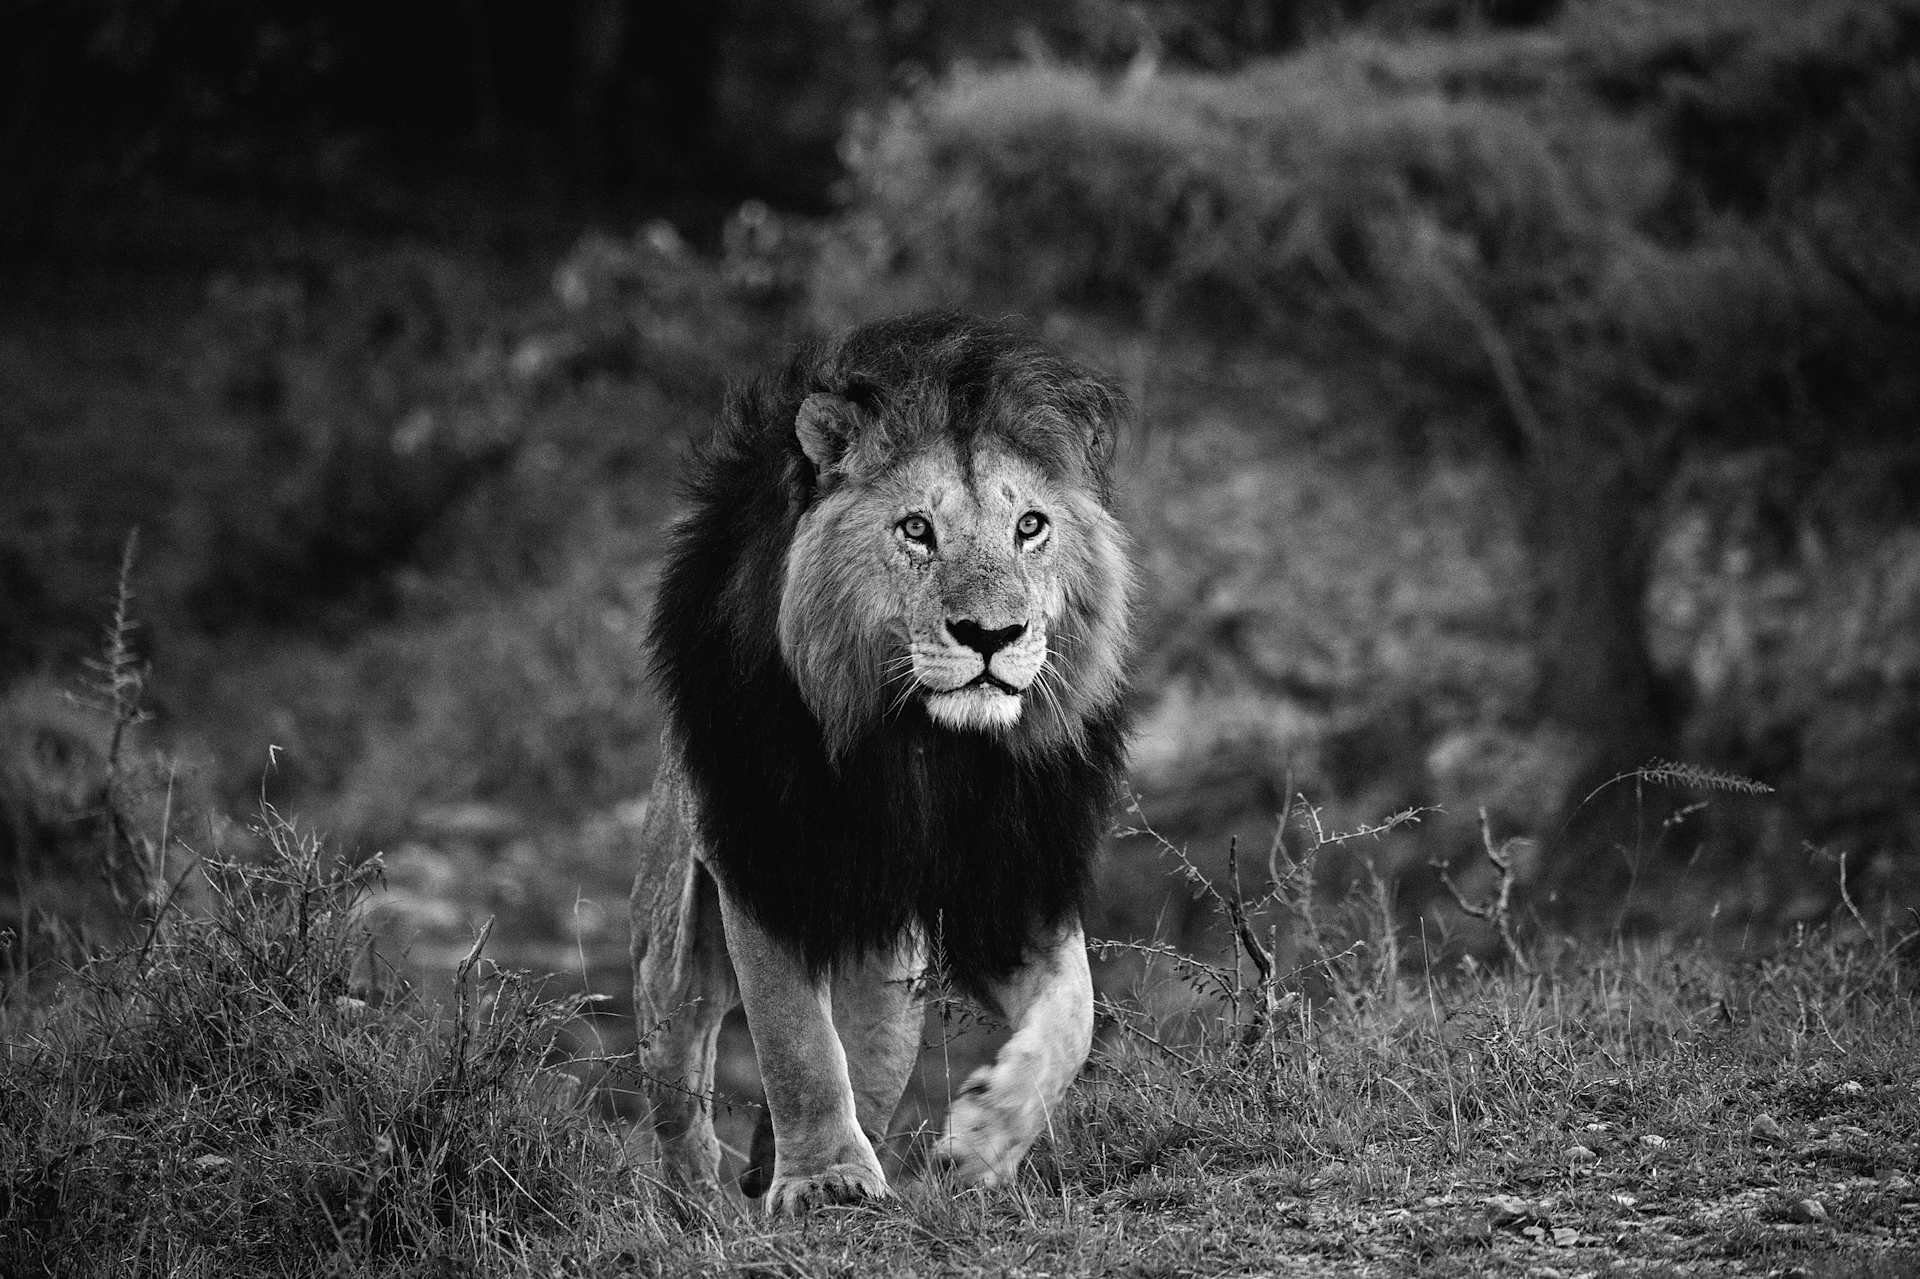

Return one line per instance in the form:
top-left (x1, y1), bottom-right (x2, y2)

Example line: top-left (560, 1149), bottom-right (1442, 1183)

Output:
top-left (630, 774), bottom-right (737, 1197)
top-left (934, 920), bottom-right (1094, 1186)
top-left (738, 937), bottom-right (925, 1201)
top-left (833, 934), bottom-right (927, 1149)
top-left (716, 884), bottom-right (889, 1215)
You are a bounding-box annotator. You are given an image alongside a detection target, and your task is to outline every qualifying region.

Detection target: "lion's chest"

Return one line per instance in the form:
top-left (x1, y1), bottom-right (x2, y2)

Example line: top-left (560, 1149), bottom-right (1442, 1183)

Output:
top-left (693, 704), bottom-right (1124, 994)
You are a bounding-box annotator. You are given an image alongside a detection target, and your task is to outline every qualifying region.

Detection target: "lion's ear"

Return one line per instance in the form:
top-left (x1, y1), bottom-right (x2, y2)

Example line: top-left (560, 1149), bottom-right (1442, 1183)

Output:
top-left (1077, 379), bottom-right (1126, 487)
top-left (795, 393), bottom-right (856, 474)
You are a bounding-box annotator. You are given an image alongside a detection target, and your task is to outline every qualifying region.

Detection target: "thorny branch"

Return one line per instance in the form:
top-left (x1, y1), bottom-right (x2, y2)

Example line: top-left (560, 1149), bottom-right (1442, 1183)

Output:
top-left (1431, 807), bottom-right (1532, 973)
top-left (1116, 789), bottom-right (1429, 1053)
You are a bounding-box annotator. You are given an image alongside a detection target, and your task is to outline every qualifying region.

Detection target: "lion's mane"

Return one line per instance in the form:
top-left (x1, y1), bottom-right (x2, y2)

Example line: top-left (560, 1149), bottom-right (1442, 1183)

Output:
top-left (648, 313), bottom-right (1133, 996)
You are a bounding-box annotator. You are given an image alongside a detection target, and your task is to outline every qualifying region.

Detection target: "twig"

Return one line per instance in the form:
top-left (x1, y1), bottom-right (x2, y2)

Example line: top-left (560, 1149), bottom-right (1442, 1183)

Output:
top-left (1430, 808), bottom-right (1532, 973)
top-left (452, 915), bottom-right (496, 1082)
top-left (1821, 843), bottom-right (1868, 934)
top-left (1223, 836), bottom-right (1276, 1051)
top-left (1577, 759), bottom-right (1773, 814)
top-left (1093, 994), bottom-right (1199, 1069)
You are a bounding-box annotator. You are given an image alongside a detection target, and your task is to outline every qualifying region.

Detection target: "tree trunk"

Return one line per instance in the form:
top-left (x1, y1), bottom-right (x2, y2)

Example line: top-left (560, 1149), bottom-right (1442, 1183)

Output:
top-left (1529, 433), bottom-right (1669, 773)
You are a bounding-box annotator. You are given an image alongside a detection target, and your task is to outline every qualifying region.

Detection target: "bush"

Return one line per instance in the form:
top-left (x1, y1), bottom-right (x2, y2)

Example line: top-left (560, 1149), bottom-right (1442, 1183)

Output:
top-left (180, 247), bottom-right (524, 634)
top-left (0, 808), bottom-right (628, 1276)
top-left (818, 0), bottom-right (1920, 880)
top-left (821, 0), bottom-right (1920, 444)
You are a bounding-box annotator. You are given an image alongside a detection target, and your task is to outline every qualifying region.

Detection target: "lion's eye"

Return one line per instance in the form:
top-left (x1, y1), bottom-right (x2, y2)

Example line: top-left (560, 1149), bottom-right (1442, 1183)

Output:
top-left (1016, 511), bottom-right (1048, 541)
top-left (899, 515), bottom-right (933, 545)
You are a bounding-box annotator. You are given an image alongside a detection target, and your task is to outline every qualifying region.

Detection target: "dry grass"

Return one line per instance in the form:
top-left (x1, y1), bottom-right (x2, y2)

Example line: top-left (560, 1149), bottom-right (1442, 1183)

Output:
top-left (5, 778), bottom-right (1915, 1276)
top-left (4, 593), bottom-right (1913, 1275)
top-left (0, 802), bottom-right (642, 1277)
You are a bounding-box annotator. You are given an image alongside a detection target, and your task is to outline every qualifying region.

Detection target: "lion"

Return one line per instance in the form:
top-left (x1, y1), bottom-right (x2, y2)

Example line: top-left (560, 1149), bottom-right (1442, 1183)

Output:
top-left (628, 313), bottom-right (1135, 1214)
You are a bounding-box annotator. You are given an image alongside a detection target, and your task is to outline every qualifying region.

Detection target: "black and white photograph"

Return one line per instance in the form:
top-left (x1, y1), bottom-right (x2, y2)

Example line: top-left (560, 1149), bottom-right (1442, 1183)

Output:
top-left (3, 1), bottom-right (1917, 1274)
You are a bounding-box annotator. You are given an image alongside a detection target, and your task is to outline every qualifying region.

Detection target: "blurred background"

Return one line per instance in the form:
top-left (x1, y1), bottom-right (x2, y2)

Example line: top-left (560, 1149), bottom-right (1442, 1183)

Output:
top-left (3, 0), bottom-right (1918, 1144)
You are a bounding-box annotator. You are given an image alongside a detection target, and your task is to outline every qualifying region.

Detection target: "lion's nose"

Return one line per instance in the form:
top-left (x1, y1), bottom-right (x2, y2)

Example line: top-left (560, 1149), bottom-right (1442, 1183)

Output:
top-left (947, 619), bottom-right (1026, 658)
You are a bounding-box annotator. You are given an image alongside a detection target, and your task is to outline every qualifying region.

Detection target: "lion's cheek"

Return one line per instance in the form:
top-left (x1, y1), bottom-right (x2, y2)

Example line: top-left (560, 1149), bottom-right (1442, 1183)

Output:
top-left (778, 516), bottom-right (909, 750)
top-left (1034, 573), bottom-right (1067, 629)
top-left (985, 625), bottom-right (1048, 690)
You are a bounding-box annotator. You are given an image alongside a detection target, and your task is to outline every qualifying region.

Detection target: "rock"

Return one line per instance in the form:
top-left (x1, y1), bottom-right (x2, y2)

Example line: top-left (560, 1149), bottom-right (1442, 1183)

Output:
top-left (1570, 1076), bottom-right (1631, 1111)
top-left (1485, 1194), bottom-right (1546, 1226)
top-left (1788, 1198), bottom-right (1828, 1224)
top-left (1640, 1134), bottom-right (1668, 1149)
top-left (1551, 1226), bottom-right (1581, 1246)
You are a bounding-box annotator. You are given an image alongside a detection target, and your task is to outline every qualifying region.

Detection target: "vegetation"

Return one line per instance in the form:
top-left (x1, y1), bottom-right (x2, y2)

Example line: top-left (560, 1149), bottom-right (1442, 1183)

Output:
top-left (0, 806), bottom-right (631, 1277)
top-left (4, 0), bottom-right (1915, 897)
top-left (820, 0), bottom-right (1920, 793)
top-left (0, 0), bottom-right (1562, 238)
top-left (4, 762), bottom-right (1914, 1274)
top-left (4, 0), bottom-right (1919, 1272)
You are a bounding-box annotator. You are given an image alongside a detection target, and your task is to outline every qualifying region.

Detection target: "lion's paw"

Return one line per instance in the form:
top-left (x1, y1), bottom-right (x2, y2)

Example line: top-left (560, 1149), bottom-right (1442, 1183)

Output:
top-left (931, 1069), bottom-right (1036, 1187)
top-left (764, 1161), bottom-right (890, 1216)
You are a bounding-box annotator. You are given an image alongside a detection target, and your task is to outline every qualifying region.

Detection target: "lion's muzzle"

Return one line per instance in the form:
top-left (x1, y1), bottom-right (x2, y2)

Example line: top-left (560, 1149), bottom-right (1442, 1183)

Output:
top-left (914, 615), bottom-right (1047, 733)
top-left (946, 618), bottom-right (1027, 658)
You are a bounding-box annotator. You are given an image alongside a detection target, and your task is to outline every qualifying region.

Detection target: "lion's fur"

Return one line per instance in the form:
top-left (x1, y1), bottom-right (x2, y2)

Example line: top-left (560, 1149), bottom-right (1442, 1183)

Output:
top-left (647, 312), bottom-right (1134, 996)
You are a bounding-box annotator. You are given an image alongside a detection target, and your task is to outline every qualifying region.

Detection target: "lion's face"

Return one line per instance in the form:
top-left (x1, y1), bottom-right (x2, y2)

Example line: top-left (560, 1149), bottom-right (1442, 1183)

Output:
top-left (778, 393), bottom-right (1132, 757)
top-left (870, 441), bottom-right (1061, 734)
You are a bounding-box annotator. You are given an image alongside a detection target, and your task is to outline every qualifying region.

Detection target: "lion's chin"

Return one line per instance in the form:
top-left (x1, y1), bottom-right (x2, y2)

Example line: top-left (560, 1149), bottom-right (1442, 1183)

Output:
top-left (924, 685), bottom-right (1024, 733)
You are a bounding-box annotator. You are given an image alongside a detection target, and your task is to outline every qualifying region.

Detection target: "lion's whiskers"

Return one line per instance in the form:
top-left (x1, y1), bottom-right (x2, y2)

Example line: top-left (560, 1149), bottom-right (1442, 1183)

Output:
top-left (881, 655), bottom-right (922, 719)
top-left (1032, 662), bottom-right (1069, 727)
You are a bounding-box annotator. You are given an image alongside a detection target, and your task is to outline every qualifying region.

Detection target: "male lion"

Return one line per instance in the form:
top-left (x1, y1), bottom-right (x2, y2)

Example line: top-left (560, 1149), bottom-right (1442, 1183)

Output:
top-left (630, 312), bottom-right (1134, 1215)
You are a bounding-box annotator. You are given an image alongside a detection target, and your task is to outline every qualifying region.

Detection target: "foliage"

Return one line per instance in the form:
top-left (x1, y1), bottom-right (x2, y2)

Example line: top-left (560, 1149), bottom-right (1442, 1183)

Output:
top-left (177, 248), bottom-right (526, 634)
top-left (818, 0), bottom-right (1920, 855)
top-left (0, 0), bottom-right (1561, 214)
top-left (0, 806), bottom-right (635, 1277)
top-left (144, 235), bottom-right (750, 834)
top-left (0, 541), bottom-right (215, 976)
top-left (8, 764), bottom-right (1916, 1275)
top-left (824, 0), bottom-right (1920, 453)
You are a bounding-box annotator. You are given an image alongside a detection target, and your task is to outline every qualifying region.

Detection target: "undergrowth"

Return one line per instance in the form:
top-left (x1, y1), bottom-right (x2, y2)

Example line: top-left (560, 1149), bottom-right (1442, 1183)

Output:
top-left (3, 563), bottom-right (1914, 1275)
top-left (5, 775), bottom-right (1915, 1276)
top-left (0, 806), bottom-right (641, 1278)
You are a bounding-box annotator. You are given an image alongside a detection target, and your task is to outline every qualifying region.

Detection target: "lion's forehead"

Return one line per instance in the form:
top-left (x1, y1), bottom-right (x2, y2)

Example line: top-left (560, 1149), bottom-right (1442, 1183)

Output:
top-left (887, 441), bottom-right (1050, 522)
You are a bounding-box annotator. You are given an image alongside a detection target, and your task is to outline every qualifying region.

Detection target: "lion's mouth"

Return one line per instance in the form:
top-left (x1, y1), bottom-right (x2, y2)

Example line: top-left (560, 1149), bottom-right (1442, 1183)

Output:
top-left (923, 676), bottom-right (1026, 732)
top-left (963, 672), bottom-right (1024, 696)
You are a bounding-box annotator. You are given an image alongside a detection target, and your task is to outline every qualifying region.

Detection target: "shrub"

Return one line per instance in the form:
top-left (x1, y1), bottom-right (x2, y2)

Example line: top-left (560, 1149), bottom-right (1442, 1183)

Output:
top-left (823, 1), bottom-right (1920, 443)
top-left (0, 544), bottom-right (215, 975)
top-left (0, 807), bottom-right (627, 1276)
top-left (818, 0), bottom-right (1920, 873)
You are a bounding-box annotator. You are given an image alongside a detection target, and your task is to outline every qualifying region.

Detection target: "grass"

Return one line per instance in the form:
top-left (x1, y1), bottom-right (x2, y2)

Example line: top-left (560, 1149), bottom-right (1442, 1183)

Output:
top-left (0, 806), bottom-right (636, 1277)
top-left (5, 774), bottom-right (1915, 1276)
top-left (2, 580), bottom-right (1914, 1275)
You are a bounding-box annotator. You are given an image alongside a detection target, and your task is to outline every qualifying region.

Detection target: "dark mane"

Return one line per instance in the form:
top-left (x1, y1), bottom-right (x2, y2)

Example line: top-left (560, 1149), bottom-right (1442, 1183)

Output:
top-left (647, 313), bottom-right (1131, 996)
